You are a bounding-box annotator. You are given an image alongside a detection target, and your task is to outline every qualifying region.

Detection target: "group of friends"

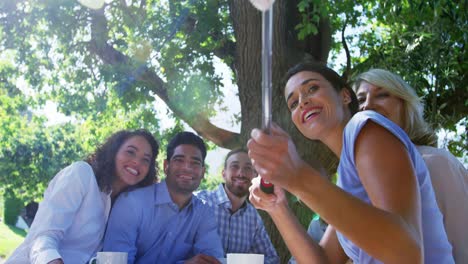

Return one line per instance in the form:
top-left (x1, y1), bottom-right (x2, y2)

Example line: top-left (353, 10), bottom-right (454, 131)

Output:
top-left (6, 62), bottom-right (467, 264)
top-left (7, 130), bottom-right (278, 264)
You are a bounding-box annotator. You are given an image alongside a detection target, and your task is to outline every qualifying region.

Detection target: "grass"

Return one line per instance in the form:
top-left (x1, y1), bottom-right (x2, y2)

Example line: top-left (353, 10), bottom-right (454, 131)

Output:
top-left (0, 220), bottom-right (26, 260)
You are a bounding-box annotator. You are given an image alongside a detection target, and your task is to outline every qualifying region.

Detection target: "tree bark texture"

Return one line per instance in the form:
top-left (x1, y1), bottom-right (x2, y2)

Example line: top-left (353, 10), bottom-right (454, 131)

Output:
top-left (229, 0), bottom-right (337, 262)
top-left (88, 1), bottom-right (339, 261)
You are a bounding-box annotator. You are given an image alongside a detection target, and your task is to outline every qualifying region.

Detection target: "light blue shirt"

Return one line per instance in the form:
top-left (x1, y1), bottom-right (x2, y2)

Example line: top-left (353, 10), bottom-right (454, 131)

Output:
top-left (197, 184), bottom-right (279, 264)
top-left (337, 111), bottom-right (454, 264)
top-left (103, 181), bottom-right (223, 264)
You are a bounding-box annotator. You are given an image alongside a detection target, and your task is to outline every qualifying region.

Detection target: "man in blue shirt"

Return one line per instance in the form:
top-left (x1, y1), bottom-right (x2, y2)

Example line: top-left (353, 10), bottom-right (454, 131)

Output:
top-left (103, 132), bottom-right (223, 264)
top-left (197, 149), bottom-right (279, 264)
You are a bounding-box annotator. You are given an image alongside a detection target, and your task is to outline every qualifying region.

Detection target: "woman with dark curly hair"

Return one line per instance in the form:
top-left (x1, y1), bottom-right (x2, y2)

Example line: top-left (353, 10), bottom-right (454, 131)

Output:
top-left (6, 129), bottom-right (159, 264)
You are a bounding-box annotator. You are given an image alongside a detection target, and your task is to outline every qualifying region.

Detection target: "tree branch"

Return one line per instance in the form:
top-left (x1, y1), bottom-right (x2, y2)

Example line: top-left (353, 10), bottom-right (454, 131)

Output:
top-left (87, 11), bottom-right (241, 149)
top-left (189, 113), bottom-right (242, 149)
top-left (341, 17), bottom-right (351, 83)
top-left (206, 0), bottom-right (237, 72)
top-left (212, 39), bottom-right (236, 72)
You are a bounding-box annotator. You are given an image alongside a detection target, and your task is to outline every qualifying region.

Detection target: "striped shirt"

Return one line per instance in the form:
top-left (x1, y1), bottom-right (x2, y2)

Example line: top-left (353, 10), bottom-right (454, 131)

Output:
top-left (197, 184), bottom-right (279, 264)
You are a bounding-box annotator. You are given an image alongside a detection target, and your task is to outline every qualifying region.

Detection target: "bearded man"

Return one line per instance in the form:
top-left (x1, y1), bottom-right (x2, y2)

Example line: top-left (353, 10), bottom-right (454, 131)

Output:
top-left (197, 149), bottom-right (279, 264)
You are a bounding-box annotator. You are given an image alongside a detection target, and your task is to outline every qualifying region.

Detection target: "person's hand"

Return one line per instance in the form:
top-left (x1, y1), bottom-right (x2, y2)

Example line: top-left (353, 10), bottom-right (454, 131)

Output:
top-left (249, 176), bottom-right (287, 214)
top-left (184, 254), bottom-right (221, 264)
top-left (47, 259), bottom-right (64, 264)
top-left (247, 123), bottom-right (306, 191)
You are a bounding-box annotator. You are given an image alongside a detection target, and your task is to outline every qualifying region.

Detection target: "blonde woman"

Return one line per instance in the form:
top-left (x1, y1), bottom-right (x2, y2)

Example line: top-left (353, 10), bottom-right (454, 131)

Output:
top-left (353, 69), bottom-right (468, 262)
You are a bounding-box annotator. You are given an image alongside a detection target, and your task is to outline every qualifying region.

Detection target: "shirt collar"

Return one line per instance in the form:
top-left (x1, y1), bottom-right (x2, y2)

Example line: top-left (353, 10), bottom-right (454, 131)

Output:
top-left (154, 180), bottom-right (172, 205)
top-left (154, 180), bottom-right (195, 208)
top-left (216, 183), bottom-right (248, 212)
top-left (214, 184), bottom-right (231, 205)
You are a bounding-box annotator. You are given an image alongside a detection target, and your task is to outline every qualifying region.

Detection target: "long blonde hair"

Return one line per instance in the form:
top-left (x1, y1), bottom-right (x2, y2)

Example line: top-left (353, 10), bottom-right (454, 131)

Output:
top-left (352, 69), bottom-right (437, 147)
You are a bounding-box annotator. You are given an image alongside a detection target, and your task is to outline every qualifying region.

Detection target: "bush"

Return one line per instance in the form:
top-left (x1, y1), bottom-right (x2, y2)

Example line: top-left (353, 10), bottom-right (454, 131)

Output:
top-left (3, 194), bottom-right (23, 226)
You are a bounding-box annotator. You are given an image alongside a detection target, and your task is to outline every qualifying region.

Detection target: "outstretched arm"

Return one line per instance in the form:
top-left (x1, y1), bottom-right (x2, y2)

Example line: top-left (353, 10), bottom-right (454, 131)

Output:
top-left (247, 212), bottom-right (279, 264)
top-left (248, 123), bottom-right (423, 263)
top-left (249, 178), bottom-right (348, 264)
top-left (30, 163), bottom-right (92, 264)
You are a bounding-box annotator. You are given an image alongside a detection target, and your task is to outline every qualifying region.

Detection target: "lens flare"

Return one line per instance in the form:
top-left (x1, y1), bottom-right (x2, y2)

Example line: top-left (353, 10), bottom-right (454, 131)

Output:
top-left (77, 0), bottom-right (105, 10)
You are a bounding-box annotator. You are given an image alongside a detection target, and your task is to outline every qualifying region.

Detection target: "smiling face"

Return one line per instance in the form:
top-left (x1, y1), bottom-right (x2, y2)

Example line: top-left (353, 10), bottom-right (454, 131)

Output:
top-left (284, 71), bottom-right (350, 141)
top-left (113, 135), bottom-right (153, 193)
top-left (223, 151), bottom-right (256, 198)
top-left (164, 144), bottom-right (205, 195)
top-left (356, 81), bottom-right (405, 127)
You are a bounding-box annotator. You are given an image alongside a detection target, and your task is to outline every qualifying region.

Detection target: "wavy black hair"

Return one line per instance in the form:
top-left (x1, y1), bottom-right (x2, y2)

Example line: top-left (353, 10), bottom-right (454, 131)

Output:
top-left (86, 129), bottom-right (159, 194)
top-left (166, 131), bottom-right (206, 165)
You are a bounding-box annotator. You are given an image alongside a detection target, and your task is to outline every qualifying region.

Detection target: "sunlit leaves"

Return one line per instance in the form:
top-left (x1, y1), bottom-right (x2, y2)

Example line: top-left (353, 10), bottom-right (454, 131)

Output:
top-left (295, 0), bottom-right (323, 40)
top-left (0, 0), bottom-right (230, 138)
top-left (342, 0), bottom-right (467, 156)
top-left (296, 0), bottom-right (465, 157)
top-left (0, 0), bottom-right (465, 206)
top-left (0, 90), bottom-right (83, 203)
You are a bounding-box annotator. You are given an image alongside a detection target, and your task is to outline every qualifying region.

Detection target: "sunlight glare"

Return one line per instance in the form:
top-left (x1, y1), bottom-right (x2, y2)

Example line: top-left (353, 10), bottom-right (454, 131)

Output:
top-left (77, 0), bottom-right (105, 10)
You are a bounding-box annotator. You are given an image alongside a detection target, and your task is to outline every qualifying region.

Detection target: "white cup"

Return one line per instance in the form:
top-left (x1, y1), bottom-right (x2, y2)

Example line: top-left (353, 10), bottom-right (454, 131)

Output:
top-left (90, 252), bottom-right (128, 264)
top-left (227, 253), bottom-right (264, 264)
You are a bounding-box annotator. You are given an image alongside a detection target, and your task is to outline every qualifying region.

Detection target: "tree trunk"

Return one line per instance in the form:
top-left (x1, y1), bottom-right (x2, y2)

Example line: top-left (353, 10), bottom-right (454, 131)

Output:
top-left (229, 0), bottom-right (337, 262)
top-left (88, 1), bottom-right (338, 261)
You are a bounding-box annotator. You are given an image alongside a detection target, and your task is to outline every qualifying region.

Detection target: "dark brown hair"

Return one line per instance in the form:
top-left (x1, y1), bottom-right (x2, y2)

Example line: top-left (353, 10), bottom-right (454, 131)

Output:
top-left (223, 148), bottom-right (248, 169)
top-left (166, 131), bottom-right (207, 165)
top-left (283, 61), bottom-right (359, 115)
top-left (86, 129), bottom-right (159, 194)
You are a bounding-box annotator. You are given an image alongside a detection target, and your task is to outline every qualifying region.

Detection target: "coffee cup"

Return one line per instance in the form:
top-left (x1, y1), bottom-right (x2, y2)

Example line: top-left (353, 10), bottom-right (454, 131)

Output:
top-left (89, 251), bottom-right (127, 264)
top-left (227, 253), bottom-right (264, 264)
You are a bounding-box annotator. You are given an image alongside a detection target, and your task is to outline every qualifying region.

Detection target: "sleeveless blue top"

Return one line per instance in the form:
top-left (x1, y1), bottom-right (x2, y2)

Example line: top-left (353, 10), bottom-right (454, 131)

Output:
top-left (336, 111), bottom-right (454, 263)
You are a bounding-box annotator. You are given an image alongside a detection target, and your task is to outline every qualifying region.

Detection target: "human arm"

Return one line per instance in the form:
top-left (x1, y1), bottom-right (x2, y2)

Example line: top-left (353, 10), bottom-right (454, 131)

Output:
top-left (248, 213), bottom-right (279, 264)
top-left (29, 162), bottom-right (91, 264)
top-left (102, 194), bottom-right (140, 264)
top-left (249, 177), bottom-right (343, 264)
top-left (288, 217), bottom-right (327, 264)
top-left (248, 122), bottom-right (423, 263)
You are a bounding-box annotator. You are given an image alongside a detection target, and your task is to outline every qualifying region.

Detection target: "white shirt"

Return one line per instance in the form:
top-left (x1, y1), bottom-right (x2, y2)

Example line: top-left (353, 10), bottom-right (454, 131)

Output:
top-left (417, 145), bottom-right (468, 263)
top-left (6, 161), bottom-right (112, 264)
